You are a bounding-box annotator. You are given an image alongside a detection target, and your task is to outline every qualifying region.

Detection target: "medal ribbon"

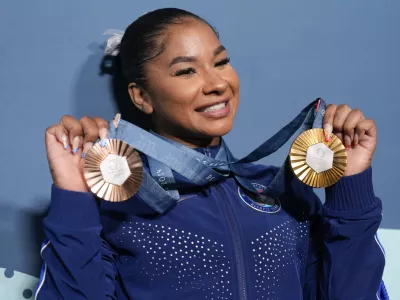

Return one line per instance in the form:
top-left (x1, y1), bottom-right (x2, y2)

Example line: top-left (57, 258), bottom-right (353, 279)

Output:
top-left (107, 99), bottom-right (326, 213)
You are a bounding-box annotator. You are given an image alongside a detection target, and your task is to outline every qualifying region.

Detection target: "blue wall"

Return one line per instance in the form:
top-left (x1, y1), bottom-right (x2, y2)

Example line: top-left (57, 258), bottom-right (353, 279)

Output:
top-left (1, 0), bottom-right (399, 298)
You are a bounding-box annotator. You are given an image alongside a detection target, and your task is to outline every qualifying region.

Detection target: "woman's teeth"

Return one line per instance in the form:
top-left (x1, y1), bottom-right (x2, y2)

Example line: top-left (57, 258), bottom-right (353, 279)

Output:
top-left (201, 102), bottom-right (226, 112)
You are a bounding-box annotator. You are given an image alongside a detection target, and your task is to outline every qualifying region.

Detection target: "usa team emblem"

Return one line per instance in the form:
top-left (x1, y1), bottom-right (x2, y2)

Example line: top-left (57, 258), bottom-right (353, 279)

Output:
top-left (238, 183), bottom-right (281, 213)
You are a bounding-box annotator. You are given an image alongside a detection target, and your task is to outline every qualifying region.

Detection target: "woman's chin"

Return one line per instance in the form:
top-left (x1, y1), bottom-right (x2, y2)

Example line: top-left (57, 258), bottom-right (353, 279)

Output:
top-left (201, 123), bottom-right (233, 139)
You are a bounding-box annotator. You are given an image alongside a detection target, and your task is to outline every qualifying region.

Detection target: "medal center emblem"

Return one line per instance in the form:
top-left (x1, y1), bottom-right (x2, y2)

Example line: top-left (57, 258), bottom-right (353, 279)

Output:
top-left (100, 154), bottom-right (131, 186)
top-left (306, 143), bottom-right (333, 174)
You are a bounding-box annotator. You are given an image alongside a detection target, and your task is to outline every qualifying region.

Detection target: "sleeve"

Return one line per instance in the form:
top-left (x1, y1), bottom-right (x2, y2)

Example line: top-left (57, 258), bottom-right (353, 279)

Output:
top-left (302, 167), bottom-right (388, 300)
top-left (34, 185), bottom-right (118, 300)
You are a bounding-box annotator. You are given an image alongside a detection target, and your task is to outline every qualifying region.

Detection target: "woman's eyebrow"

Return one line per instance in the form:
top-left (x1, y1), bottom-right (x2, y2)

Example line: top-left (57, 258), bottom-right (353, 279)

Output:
top-left (169, 45), bottom-right (227, 67)
top-left (213, 45), bottom-right (226, 56)
top-left (169, 56), bottom-right (196, 67)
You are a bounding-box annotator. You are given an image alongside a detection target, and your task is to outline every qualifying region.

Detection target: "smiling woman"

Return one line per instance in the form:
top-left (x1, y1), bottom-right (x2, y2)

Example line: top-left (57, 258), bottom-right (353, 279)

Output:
top-left (37, 7), bottom-right (388, 300)
top-left (120, 12), bottom-right (239, 148)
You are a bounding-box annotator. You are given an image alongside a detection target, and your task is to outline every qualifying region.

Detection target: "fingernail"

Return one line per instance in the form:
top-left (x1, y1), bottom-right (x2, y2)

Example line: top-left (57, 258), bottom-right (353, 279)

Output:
top-left (324, 134), bottom-right (332, 143)
top-left (353, 133), bottom-right (359, 147)
top-left (72, 136), bottom-right (80, 154)
top-left (99, 139), bottom-right (108, 147)
top-left (315, 98), bottom-right (321, 112)
top-left (323, 124), bottom-right (332, 142)
top-left (99, 128), bottom-right (108, 147)
top-left (99, 127), bottom-right (108, 140)
top-left (344, 135), bottom-right (352, 149)
top-left (62, 134), bottom-right (68, 149)
top-left (82, 142), bottom-right (93, 158)
top-left (113, 113), bottom-right (121, 128)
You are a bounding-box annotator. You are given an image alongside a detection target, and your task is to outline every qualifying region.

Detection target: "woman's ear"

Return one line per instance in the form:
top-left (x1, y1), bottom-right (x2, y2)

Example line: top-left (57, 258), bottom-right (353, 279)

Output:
top-left (128, 83), bottom-right (154, 114)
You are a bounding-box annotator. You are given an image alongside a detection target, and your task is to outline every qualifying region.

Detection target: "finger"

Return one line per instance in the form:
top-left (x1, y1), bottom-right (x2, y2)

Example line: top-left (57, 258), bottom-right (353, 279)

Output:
top-left (335, 132), bottom-right (343, 143)
top-left (112, 113), bottom-right (121, 128)
top-left (93, 117), bottom-right (109, 146)
top-left (80, 117), bottom-right (99, 157)
top-left (356, 119), bottom-right (377, 142)
top-left (342, 109), bottom-right (364, 148)
top-left (353, 132), bottom-right (359, 147)
top-left (323, 104), bottom-right (337, 142)
top-left (343, 135), bottom-right (352, 149)
top-left (60, 115), bottom-right (83, 154)
top-left (45, 124), bottom-right (69, 149)
top-left (332, 104), bottom-right (352, 134)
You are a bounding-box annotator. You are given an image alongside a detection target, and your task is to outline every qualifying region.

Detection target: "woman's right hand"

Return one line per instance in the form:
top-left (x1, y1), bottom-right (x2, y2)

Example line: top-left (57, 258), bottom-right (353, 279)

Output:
top-left (45, 115), bottom-right (110, 192)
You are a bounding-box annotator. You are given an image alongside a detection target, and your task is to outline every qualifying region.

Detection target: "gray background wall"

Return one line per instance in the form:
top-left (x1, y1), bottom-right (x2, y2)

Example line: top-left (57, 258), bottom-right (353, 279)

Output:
top-left (0, 0), bottom-right (399, 298)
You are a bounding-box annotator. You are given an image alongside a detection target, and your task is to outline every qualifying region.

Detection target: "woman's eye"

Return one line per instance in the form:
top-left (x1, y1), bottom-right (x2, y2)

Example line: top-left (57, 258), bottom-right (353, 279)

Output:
top-left (215, 57), bottom-right (231, 68)
top-left (174, 68), bottom-right (196, 76)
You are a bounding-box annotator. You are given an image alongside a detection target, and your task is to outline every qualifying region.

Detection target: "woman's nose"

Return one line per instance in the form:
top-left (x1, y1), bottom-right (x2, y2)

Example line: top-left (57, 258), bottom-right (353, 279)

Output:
top-left (201, 71), bottom-right (228, 96)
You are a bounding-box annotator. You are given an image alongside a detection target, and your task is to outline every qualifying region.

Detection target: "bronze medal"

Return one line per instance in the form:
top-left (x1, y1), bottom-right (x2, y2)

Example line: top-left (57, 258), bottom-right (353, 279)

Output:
top-left (84, 139), bottom-right (143, 201)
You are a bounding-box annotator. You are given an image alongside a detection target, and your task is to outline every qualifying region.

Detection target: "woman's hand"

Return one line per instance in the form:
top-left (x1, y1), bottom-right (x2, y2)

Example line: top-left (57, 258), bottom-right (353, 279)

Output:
top-left (45, 115), bottom-right (110, 192)
top-left (323, 104), bottom-right (377, 176)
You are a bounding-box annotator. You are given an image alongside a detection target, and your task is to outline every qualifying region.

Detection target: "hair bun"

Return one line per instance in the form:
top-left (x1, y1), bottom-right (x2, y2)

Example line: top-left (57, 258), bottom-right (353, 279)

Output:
top-left (100, 54), bottom-right (122, 76)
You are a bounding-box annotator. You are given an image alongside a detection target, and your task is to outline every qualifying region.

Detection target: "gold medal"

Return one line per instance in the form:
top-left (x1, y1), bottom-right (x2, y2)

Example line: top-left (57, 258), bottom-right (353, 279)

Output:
top-left (84, 139), bottom-right (143, 201)
top-left (289, 128), bottom-right (347, 188)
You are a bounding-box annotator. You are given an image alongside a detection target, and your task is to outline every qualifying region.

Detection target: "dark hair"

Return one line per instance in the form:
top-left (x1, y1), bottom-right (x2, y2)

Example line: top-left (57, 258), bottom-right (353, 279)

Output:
top-left (100, 8), bottom-right (218, 128)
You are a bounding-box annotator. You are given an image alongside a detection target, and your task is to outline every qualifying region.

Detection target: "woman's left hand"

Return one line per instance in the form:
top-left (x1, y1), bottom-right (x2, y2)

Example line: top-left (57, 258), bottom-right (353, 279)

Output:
top-left (323, 104), bottom-right (377, 176)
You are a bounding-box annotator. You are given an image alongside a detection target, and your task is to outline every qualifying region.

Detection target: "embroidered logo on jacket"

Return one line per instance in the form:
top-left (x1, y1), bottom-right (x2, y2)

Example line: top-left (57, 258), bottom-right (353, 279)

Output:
top-left (238, 183), bottom-right (281, 213)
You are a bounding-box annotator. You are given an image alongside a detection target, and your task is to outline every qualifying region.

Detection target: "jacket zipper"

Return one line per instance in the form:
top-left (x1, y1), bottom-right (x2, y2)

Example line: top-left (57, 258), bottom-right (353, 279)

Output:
top-left (216, 185), bottom-right (248, 300)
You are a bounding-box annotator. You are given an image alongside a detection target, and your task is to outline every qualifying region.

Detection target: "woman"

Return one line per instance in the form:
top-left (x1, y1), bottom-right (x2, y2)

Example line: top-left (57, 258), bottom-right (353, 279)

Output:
top-left (37, 8), bottom-right (387, 300)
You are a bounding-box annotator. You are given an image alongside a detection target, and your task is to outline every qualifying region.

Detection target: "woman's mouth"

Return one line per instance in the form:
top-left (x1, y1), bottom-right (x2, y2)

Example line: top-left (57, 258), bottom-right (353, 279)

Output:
top-left (199, 101), bottom-right (228, 112)
top-left (196, 100), bottom-right (230, 118)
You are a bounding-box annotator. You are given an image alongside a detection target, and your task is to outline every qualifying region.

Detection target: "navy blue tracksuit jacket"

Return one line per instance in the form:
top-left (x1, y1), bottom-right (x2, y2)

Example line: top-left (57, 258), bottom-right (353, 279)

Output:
top-left (35, 145), bottom-right (387, 299)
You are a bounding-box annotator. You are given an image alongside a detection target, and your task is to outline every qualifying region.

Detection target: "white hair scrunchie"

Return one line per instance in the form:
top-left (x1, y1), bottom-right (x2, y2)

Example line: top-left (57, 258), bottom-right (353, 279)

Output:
top-left (103, 29), bottom-right (125, 56)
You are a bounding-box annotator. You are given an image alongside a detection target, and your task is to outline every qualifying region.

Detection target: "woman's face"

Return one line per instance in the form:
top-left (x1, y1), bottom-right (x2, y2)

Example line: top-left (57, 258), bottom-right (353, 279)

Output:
top-left (131, 20), bottom-right (240, 148)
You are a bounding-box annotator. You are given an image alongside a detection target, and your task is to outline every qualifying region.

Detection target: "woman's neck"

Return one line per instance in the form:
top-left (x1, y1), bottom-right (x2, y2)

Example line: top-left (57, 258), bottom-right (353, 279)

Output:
top-left (154, 128), bottom-right (221, 149)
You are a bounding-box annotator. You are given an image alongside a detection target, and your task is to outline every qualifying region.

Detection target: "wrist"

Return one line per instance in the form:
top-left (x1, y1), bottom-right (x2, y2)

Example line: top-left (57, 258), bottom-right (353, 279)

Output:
top-left (343, 163), bottom-right (371, 177)
top-left (54, 174), bottom-right (88, 193)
